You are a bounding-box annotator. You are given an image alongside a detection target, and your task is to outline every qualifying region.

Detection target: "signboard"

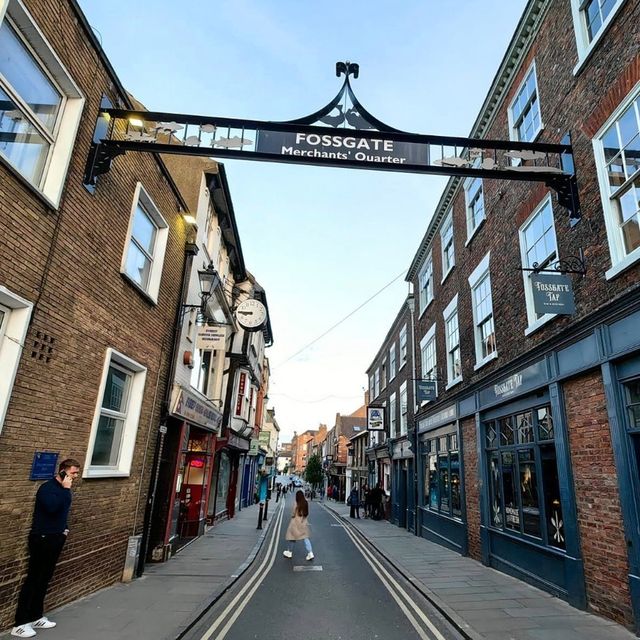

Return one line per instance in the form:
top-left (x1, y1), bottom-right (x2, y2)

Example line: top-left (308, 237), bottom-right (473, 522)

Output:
top-left (367, 406), bottom-right (385, 431)
top-left (479, 359), bottom-right (547, 406)
top-left (235, 372), bottom-right (247, 417)
top-left (171, 385), bottom-right (222, 432)
top-left (531, 273), bottom-right (576, 315)
top-left (258, 430), bottom-right (271, 446)
top-left (418, 404), bottom-right (456, 433)
top-left (417, 380), bottom-right (437, 403)
top-left (256, 130), bottom-right (428, 167)
top-left (248, 439), bottom-right (260, 456)
top-left (30, 451), bottom-right (59, 480)
top-left (195, 326), bottom-right (226, 350)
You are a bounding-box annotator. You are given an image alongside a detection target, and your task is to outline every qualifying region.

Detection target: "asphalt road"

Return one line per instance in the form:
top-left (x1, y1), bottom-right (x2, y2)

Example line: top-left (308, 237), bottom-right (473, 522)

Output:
top-left (182, 496), bottom-right (464, 640)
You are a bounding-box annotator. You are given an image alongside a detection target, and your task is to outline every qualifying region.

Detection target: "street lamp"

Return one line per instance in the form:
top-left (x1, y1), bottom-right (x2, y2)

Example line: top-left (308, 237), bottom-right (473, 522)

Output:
top-left (183, 262), bottom-right (221, 321)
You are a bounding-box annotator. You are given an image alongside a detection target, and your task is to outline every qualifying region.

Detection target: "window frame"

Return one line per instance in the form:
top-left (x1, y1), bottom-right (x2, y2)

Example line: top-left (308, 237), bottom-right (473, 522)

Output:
top-left (0, 0), bottom-right (84, 207)
top-left (84, 348), bottom-right (147, 478)
top-left (423, 428), bottom-right (462, 520)
top-left (464, 173), bottom-right (485, 244)
top-left (507, 60), bottom-right (543, 144)
top-left (389, 343), bottom-right (397, 381)
top-left (399, 381), bottom-right (408, 436)
top-left (121, 182), bottom-right (170, 304)
top-left (440, 209), bottom-right (455, 282)
top-left (399, 325), bottom-right (408, 369)
top-left (418, 251), bottom-right (434, 315)
top-left (389, 392), bottom-right (397, 437)
top-left (420, 322), bottom-right (437, 406)
top-left (443, 294), bottom-right (462, 389)
top-left (468, 252), bottom-right (498, 369)
top-left (592, 82), bottom-right (640, 280)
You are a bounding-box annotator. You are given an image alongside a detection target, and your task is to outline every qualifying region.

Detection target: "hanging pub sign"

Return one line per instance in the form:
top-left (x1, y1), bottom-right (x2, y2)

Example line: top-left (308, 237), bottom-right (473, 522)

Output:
top-left (416, 380), bottom-right (437, 403)
top-left (195, 325), bottom-right (226, 350)
top-left (531, 273), bottom-right (576, 315)
top-left (367, 406), bottom-right (385, 431)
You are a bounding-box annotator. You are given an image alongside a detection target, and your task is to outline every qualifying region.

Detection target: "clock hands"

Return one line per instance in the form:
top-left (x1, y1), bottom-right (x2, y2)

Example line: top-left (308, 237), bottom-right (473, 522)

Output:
top-left (238, 310), bottom-right (254, 316)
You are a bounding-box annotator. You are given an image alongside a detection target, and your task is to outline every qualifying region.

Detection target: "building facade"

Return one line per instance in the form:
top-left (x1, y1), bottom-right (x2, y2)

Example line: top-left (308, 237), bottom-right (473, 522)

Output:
top-left (405, 0), bottom-right (640, 630)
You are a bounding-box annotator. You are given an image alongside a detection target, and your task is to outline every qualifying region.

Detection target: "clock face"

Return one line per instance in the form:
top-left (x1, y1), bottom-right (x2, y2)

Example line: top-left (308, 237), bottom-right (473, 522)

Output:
top-left (235, 299), bottom-right (267, 330)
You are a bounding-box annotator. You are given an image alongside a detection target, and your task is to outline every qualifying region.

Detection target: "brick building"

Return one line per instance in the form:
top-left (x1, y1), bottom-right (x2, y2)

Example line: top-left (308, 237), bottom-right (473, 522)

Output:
top-left (405, 0), bottom-right (640, 630)
top-left (0, 0), bottom-right (192, 628)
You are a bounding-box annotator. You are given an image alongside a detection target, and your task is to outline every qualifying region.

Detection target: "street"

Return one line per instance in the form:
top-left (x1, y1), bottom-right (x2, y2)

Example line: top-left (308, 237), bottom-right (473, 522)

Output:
top-left (183, 497), bottom-right (462, 640)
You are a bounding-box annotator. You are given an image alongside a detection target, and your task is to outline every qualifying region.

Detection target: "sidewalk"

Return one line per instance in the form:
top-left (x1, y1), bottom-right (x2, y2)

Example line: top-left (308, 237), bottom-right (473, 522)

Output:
top-left (4, 502), bottom-right (276, 640)
top-left (325, 501), bottom-right (636, 640)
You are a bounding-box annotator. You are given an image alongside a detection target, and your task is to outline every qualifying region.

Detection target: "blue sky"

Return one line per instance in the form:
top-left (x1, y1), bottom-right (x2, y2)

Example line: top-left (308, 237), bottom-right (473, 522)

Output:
top-left (79, 0), bottom-right (527, 442)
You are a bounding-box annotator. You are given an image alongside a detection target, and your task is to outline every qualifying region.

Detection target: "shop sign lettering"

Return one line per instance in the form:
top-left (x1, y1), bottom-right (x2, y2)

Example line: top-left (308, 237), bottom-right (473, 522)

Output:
top-left (494, 374), bottom-right (523, 399)
top-left (505, 506), bottom-right (520, 526)
top-left (172, 386), bottom-right (222, 431)
top-left (531, 273), bottom-right (576, 315)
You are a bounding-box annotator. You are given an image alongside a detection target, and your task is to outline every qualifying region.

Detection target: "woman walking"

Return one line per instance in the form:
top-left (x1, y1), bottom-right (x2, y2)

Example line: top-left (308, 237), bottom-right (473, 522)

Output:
top-left (349, 483), bottom-right (361, 519)
top-left (283, 490), bottom-right (314, 561)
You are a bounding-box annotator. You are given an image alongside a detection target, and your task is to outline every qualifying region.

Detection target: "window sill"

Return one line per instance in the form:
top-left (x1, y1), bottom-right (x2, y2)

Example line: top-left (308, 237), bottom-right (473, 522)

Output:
top-left (441, 266), bottom-right (454, 284)
top-left (605, 248), bottom-right (640, 281)
top-left (0, 154), bottom-right (59, 211)
top-left (446, 376), bottom-right (463, 391)
top-left (83, 468), bottom-right (130, 479)
top-left (572, 0), bottom-right (628, 77)
top-left (474, 351), bottom-right (498, 371)
top-left (419, 297), bottom-right (434, 320)
top-left (121, 272), bottom-right (159, 306)
top-left (465, 217), bottom-right (486, 247)
top-left (524, 313), bottom-right (556, 336)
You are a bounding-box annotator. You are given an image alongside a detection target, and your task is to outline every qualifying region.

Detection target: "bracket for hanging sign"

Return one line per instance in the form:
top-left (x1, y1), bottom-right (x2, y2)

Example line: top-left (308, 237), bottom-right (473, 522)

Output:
top-left (519, 250), bottom-right (587, 276)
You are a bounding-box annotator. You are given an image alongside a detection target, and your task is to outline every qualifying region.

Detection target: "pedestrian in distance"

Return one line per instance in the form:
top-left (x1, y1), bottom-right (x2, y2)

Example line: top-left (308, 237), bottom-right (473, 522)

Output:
top-left (326, 484), bottom-right (332, 500)
top-left (363, 483), bottom-right (371, 518)
top-left (12, 458), bottom-right (81, 638)
top-left (283, 490), bottom-right (314, 561)
top-left (349, 483), bottom-right (361, 519)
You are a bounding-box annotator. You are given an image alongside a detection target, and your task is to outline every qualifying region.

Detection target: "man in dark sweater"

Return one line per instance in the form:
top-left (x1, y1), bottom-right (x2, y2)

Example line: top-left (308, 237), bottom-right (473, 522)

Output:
top-left (12, 459), bottom-right (80, 638)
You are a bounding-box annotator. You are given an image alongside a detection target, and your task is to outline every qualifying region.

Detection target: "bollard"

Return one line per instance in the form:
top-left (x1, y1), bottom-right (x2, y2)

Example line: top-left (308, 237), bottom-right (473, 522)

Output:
top-left (263, 498), bottom-right (269, 521)
top-left (257, 502), bottom-right (264, 530)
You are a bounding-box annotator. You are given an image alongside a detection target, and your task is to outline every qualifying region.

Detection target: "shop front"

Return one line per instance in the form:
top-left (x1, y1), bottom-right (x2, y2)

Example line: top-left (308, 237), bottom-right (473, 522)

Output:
top-left (209, 431), bottom-right (250, 521)
top-left (390, 438), bottom-right (415, 532)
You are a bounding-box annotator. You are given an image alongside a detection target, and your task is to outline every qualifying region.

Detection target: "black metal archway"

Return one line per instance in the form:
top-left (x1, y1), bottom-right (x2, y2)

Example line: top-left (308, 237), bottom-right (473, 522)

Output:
top-left (84, 61), bottom-right (581, 223)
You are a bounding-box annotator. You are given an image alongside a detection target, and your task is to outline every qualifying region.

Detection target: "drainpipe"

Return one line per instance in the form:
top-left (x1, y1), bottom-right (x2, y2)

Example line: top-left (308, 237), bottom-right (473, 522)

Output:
top-left (137, 238), bottom-right (198, 575)
top-left (407, 293), bottom-right (419, 536)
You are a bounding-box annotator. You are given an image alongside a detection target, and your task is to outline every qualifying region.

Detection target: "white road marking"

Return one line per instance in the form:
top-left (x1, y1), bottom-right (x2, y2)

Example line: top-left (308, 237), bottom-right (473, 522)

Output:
top-left (293, 565), bottom-right (323, 572)
top-left (326, 507), bottom-right (447, 640)
top-left (330, 524), bottom-right (345, 527)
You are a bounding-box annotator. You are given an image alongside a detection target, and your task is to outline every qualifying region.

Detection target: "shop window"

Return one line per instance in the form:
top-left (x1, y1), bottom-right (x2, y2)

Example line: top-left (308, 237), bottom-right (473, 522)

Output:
top-left (484, 405), bottom-right (565, 549)
top-left (423, 430), bottom-right (462, 519)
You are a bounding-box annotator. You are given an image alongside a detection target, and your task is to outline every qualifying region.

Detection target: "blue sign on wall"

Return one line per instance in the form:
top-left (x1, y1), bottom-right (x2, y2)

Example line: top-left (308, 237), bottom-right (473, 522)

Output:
top-left (30, 451), bottom-right (59, 480)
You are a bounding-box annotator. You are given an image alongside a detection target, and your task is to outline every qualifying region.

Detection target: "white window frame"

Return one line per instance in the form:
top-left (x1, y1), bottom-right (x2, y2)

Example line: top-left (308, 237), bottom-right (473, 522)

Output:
top-left (519, 194), bottom-right (559, 334)
top-left (399, 382), bottom-right (408, 437)
top-left (0, 0), bottom-right (84, 207)
top-left (84, 348), bottom-right (147, 478)
top-left (399, 325), bottom-right (408, 369)
top-left (420, 322), bottom-right (437, 405)
top-left (468, 252), bottom-right (498, 369)
top-left (418, 252), bottom-right (434, 315)
top-left (374, 368), bottom-right (380, 399)
top-left (570, 0), bottom-right (627, 75)
top-left (507, 61), bottom-right (543, 144)
top-left (464, 172), bottom-right (485, 245)
top-left (443, 294), bottom-right (462, 388)
top-left (121, 182), bottom-right (170, 304)
top-left (389, 343), bottom-right (397, 381)
top-left (389, 392), bottom-right (397, 437)
top-left (381, 358), bottom-right (387, 390)
top-left (0, 286), bottom-right (33, 434)
top-left (440, 209), bottom-right (455, 282)
top-left (369, 374), bottom-right (375, 400)
top-left (593, 81), bottom-right (640, 280)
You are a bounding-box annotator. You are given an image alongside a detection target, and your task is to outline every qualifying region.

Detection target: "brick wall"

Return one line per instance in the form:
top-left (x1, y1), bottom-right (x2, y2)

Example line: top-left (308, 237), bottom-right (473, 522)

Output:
top-left (564, 371), bottom-right (633, 626)
top-left (461, 417), bottom-right (481, 560)
top-left (0, 0), bottom-right (189, 628)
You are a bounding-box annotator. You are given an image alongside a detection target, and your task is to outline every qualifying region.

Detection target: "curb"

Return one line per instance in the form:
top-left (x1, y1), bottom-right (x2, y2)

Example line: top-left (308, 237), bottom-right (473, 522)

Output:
top-left (323, 503), bottom-right (484, 640)
top-left (173, 502), bottom-right (282, 640)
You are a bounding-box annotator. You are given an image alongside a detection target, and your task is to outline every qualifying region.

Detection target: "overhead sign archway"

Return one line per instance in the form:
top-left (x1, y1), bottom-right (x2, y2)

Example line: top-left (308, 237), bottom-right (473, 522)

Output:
top-left (84, 61), bottom-right (581, 224)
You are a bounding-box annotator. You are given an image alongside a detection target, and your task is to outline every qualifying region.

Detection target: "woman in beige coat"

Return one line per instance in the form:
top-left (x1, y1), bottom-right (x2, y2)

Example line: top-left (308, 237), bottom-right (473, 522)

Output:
top-left (283, 490), bottom-right (314, 561)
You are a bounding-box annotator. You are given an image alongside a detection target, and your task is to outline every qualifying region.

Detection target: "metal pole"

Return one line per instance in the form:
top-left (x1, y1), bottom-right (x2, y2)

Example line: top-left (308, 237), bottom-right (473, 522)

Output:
top-left (263, 497), bottom-right (269, 521)
top-left (257, 502), bottom-right (264, 530)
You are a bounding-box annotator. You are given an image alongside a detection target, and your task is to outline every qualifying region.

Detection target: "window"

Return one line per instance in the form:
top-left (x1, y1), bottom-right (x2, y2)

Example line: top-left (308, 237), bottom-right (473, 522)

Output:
top-left (389, 344), bottom-right (397, 380)
top-left (0, 1), bottom-right (84, 206)
top-left (443, 295), bottom-right (461, 387)
top-left (508, 63), bottom-right (542, 143)
top-left (389, 392), bottom-right (397, 437)
top-left (484, 404), bottom-right (565, 549)
top-left (418, 253), bottom-right (434, 314)
top-left (441, 210), bottom-right (455, 280)
top-left (423, 429), bottom-right (462, 519)
top-left (399, 382), bottom-right (408, 436)
top-left (468, 252), bottom-right (496, 367)
top-left (464, 174), bottom-right (485, 242)
top-left (191, 349), bottom-right (213, 395)
top-left (420, 323), bottom-right (437, 403)
top-left (0, 287), bottom-right (33, 433)
top-left (594, 86), bottom-right (640, 278)
top-left (369, 374), bottom-right (375, 400)
top-left (399, 325), bottom-right (408, 368)
top-left (570, 0), bottom-right (626, 69)
top-left (519, 195), bottom-right (559, 330)
top-left (85, 348), bottom-right (147, 477)
top-left (121, 183), bottom-right (169, 303)
top-left (381, 359), bottom-right (387, 390)
top-left (374, 368), bottom-right (380, 399)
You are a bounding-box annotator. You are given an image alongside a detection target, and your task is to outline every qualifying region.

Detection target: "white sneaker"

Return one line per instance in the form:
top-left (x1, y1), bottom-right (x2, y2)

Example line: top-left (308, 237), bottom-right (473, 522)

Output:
top-left (11, 624), bottom-right (36, 637)
top-left (282, 550), bottom-right (292, 558)
top-left (306, 552), bottom-right (314, 561)
top-left (32, 618), bottom-right (56, 629)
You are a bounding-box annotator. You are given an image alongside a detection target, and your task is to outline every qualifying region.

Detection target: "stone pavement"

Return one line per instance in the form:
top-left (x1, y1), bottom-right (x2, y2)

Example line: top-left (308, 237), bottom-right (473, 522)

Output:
top-left (3, 501), bottom-right (279, 640)
top-left (325, 501), bottom-right (636, 640)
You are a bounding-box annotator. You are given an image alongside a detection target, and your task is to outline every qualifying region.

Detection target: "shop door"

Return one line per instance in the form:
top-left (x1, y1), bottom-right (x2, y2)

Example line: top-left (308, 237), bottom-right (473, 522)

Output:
top-left (398, 464), bottom-right (407, 528)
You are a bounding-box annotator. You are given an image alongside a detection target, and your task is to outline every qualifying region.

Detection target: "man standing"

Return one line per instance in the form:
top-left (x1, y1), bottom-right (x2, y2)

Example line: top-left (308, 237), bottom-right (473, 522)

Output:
top-left (12, 459), bottom-right (80, 638)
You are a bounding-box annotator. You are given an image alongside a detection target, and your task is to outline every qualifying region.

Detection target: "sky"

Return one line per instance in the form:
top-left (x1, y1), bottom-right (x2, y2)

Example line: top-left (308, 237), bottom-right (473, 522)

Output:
top-left (79, 0), bottom-right (527, 444)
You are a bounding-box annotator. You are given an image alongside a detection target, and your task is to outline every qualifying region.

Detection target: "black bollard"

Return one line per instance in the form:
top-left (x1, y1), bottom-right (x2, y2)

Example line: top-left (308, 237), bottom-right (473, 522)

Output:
top-left (263, 498), bottom-right (269, 521)
top-left (257, 502), bottom-right (264, 530)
